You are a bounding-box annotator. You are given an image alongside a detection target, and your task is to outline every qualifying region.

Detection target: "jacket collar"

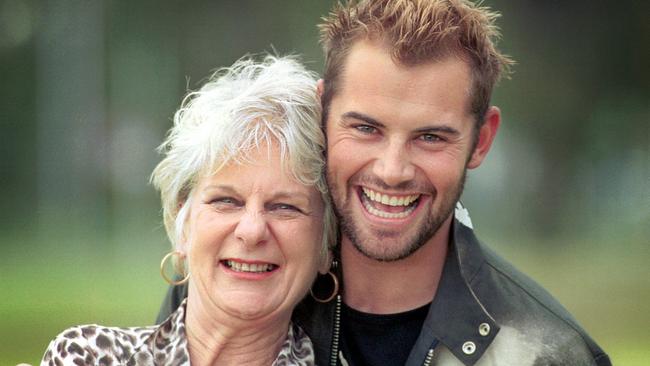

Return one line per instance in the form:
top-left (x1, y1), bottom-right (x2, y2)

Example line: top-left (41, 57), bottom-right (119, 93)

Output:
top-left (414, 202), bottom-right (500, 366)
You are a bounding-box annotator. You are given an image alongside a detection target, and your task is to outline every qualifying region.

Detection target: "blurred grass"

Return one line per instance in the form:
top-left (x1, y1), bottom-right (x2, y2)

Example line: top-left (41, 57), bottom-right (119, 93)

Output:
top-left (0, 231), bottom-right (169, 365)
top-left (1, 231), bottom-right (648, 365)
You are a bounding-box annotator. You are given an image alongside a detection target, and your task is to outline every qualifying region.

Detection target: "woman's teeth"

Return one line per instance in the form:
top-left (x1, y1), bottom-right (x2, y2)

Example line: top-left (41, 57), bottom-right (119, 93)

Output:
top-left (225, 260), bottom-right (276, 273)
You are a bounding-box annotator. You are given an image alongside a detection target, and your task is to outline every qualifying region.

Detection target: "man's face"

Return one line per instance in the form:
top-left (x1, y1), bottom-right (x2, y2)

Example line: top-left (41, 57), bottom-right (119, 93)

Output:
top-left (325, 40), bottom-right (480, 261)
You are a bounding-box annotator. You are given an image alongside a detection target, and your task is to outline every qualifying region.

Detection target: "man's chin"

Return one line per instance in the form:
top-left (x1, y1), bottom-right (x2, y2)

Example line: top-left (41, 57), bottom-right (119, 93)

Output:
top-left (342, 206), bottom-right (453, 262)
top-left (353, 243), bottom-right (418, 262)
top-left (346, 229), bottom-right (424, 262)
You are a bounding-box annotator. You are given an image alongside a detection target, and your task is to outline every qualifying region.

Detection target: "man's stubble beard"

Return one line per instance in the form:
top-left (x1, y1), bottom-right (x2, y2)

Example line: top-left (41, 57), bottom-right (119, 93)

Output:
top-left (327, 169), bottom-right (467, 262)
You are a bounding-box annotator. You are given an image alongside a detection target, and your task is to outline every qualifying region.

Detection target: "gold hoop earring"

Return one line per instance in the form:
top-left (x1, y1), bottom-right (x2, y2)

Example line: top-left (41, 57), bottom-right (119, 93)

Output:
top-left (310, 271), bottom-right (339, 303)
top-left (160, 251), bottom-right (190, 286)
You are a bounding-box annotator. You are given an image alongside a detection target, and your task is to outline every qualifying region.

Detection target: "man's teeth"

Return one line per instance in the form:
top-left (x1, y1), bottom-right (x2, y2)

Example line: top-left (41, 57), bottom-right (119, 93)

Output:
top-left (362, 187), bottom-right (419, 207)
top-left (362, 199), bottom-right (416, 219)
top-left (226, 260), bottom-right (275, 273)
top-left (360, 187), bottom-right (420, 219)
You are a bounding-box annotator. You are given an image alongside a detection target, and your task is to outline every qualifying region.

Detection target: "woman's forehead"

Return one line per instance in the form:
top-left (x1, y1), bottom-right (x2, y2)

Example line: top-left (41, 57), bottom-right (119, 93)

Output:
top-left (197, 155), bottom-right (316, 197)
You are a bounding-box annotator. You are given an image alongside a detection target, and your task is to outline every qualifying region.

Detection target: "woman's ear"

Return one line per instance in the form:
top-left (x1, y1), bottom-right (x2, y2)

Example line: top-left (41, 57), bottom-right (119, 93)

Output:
top-left (317, 79), bottom-right (325, 98)
top-left (175, 199), bottom-right (191, 252)
top-left (176, 237), bottom-right (188, 254)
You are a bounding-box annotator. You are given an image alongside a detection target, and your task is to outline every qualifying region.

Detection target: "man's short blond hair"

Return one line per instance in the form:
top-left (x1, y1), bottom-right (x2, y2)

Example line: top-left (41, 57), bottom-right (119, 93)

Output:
top-left (319, 0), bottom-right (514, 130)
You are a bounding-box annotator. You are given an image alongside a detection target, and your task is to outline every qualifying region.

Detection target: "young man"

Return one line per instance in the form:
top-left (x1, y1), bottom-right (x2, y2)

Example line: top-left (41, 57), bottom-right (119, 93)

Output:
top-left (159, 1), bottom-right (610, 365)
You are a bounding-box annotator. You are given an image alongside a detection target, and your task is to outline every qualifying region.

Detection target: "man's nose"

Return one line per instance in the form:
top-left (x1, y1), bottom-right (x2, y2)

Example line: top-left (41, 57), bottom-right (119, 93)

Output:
top-left (372, 142), bottom-right (415, 187)
top-left (234, 209), bottom-right (269, 247)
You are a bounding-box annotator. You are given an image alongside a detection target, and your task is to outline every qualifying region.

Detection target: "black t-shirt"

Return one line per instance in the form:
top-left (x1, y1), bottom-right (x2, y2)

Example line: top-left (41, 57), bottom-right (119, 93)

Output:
top-left (339, 301), bottom-right (431, 366)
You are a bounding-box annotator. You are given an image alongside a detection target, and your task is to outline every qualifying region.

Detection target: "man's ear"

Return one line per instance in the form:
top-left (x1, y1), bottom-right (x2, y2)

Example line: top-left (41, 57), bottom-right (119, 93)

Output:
top-left (467, 106), bottom-right (501, 169)
top-left (318, 249), bottom-right (331, 275)
top-left (317, 79), bottom-right (325, 98)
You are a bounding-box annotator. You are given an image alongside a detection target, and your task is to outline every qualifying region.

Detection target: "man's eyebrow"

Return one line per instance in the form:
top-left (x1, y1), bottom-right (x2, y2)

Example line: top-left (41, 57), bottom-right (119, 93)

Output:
top-left (414, 125), bottom-right (460, 136)
top-left (343, 111), bottom-right (461, 136)
top-left (341, 111), bottom-right (385, 128)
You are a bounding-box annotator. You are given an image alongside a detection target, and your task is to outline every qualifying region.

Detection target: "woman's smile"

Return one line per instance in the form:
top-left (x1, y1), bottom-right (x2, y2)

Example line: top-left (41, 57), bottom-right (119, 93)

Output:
top-left (220, 259), bottom-right (279, 280)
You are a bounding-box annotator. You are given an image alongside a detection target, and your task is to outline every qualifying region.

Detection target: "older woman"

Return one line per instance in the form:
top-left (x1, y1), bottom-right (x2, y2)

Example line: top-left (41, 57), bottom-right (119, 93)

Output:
top-left (41, 55), bottom-right (336, 366)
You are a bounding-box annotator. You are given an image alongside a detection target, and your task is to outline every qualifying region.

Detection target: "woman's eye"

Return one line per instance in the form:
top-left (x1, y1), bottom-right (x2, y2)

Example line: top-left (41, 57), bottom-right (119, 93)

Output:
top-left (276, 203), bottom-right (297, 211)
top-left (270, 203), bottom-right (302, 213)
top-left (210, 197), bottom-right (239, 207)
top-left (354, 124), bottom-right (377, 134)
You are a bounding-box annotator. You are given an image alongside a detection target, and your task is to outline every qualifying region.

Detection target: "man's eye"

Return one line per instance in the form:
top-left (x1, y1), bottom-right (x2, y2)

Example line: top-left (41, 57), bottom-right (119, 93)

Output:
top-left (354, 125), bottom-right (377, 134)
top-left (419, 134), bottom-right (442, 143)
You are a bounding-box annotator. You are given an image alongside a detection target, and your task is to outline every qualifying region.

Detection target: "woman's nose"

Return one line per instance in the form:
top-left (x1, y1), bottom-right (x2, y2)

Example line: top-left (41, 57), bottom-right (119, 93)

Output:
top-left (234, 209), bottom-right (269, 247)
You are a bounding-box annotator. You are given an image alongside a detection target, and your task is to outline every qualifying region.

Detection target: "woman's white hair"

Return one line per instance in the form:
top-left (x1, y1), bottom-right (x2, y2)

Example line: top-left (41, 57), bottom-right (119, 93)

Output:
top-left (151, 55), bottom-right (335, 256)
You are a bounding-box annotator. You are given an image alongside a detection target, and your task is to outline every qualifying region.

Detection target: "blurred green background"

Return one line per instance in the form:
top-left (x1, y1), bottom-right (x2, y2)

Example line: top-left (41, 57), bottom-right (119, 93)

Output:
top-left (1, 0), bottom-right (648, 365)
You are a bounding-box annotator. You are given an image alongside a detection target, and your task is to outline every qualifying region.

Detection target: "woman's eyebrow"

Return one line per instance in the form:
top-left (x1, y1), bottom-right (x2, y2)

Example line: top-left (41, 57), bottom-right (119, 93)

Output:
top-left (203, 186), bottom-right (313, 205)
top-left (202, 184), bottom-right (236, 194)
top-left (270, 191), bottom-right (312, 205)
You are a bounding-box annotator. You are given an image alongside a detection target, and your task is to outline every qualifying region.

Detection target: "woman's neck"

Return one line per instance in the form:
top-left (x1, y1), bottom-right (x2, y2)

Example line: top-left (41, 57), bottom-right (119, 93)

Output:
top-left (184, 294), bottom-right (290, 366)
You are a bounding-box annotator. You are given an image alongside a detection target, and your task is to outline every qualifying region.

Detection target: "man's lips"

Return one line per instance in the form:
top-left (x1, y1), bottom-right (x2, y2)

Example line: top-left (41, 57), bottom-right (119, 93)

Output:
top-left (358, 186), bottom-right (423, 219)
top-left (220, 259), bottom-right (278, 273)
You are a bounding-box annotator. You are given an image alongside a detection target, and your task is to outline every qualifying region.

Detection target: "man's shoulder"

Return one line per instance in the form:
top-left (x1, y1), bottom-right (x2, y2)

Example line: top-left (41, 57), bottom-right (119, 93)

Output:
top-left (467, 237), bottom-right (610, 366)
top-left (454, 218), bottom-right (592, 335)
top-left (477, 242), bottom-right (579, 324)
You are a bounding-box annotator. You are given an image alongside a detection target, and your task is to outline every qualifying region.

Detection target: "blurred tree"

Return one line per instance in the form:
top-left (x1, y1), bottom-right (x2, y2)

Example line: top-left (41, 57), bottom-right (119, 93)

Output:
top-left (0, 0), bottom-right (647, 245)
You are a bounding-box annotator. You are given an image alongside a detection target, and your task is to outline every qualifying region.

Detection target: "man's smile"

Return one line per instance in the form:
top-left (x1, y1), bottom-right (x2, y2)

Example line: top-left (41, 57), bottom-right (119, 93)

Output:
top-left (358, 186), bottom-right (425, 219)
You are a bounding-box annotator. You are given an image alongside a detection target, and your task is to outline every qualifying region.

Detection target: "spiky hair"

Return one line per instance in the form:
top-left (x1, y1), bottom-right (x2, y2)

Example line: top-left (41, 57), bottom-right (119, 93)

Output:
top-left (319, 0), bottom-right (514, 127)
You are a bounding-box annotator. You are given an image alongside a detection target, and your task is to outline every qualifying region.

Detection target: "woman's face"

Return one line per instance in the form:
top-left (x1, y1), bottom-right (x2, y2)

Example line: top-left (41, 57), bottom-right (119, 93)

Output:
top-left (184, 143), bottom-right (327, 323)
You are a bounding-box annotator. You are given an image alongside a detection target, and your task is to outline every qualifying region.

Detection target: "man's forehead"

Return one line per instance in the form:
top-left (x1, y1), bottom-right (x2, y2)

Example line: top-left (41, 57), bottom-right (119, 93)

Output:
top-left (337, 40), bottom-right (472, 97)
top-left (328, 41), bottom-right (474, 130)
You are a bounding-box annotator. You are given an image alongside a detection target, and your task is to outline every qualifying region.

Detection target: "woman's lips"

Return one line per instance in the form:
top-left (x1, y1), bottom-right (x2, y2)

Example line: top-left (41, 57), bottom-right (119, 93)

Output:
top-left (221, 259), bottom-right (278, 273)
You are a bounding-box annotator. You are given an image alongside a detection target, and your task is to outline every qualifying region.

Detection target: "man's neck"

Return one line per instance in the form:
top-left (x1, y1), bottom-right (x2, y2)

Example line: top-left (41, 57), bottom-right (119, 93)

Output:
top-left (341, 217), bottom-right (451, 314)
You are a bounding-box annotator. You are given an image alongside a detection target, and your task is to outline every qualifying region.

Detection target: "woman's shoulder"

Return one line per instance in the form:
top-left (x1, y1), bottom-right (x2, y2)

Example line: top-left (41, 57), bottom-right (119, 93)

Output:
top-left (41, 323), bottom-right (157, 366)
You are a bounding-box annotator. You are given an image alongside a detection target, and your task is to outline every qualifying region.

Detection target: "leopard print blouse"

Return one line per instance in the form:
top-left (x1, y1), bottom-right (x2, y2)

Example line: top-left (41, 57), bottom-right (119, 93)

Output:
top-left (41, 299), bottom-right (315, 365)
